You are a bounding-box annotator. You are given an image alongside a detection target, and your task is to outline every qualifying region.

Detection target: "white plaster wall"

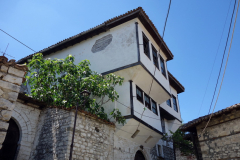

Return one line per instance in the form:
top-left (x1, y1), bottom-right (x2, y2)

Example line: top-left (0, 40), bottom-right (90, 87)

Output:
top-left (137, 19), bottom-right (170, 94)
top-left (44, 19), bottom-right (138, 74)
top-left (12, 100), bottom-right (41, 160)
top-left (100, 81), bottom-right (131, 118)
top-left (114, 134), bottom-right (151, 160)
top-left (132, 82), bottom-right (162, 132)
top-left (160, 86), bottom-right (182, 121)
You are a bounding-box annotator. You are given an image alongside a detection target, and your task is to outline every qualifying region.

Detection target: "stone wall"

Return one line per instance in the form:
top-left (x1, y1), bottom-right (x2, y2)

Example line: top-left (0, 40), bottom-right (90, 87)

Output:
top-left (31, 108), bottom-right (116, 160)
top-left (0, 56), bottom-right (27, 149)
top-left (13, 100), bottom-right (41, 160)
top-left (175, 149), bottom-right (197, 160)
top-left (30, 107), bottom-right (152, 160)
top-left (196, 109), bottom-right (240, 159)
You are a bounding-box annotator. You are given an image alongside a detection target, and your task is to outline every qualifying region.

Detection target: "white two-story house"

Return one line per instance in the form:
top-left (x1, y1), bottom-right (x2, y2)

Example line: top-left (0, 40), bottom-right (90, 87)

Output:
top-left (18, 7), bottom-right (184, 159)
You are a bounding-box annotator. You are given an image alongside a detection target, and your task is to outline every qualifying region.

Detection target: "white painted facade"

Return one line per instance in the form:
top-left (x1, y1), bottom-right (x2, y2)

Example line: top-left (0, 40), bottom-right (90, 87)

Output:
top-left (41, 13), bottom-right (183, 159)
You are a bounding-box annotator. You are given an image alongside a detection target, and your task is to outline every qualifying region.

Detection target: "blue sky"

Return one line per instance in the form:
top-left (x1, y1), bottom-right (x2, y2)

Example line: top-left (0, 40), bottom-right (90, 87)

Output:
top-left (1, 0), bottom-right (239, 123)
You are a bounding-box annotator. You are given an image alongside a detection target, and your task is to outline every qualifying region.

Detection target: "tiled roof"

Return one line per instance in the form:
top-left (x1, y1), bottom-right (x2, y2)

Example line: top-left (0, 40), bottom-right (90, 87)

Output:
top-left (17, 7), bottom-right (174, 64)
top-left (180, 103), bottom-right (240, 131)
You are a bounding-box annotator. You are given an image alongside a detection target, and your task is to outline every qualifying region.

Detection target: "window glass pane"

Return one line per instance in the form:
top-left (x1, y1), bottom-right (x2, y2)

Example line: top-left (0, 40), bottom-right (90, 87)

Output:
top-left (152, 46), bottom-right (159, 69)
top-left (143, 33), bottom-right (150, 58)
top-left (161, 118), bottom-right (165, 133)
top-left (136, 86), bottom-right (143, 103)
top-left (166, 99), bottom-right (171, 107)
top-left (160, 58), bottom-right (166, 76)
top-left (144, 94), bottom-right (151, 109)
top-left (151, 100), bottom-right (158, 115)
top-left (172, 96), bottom-right (178, 112)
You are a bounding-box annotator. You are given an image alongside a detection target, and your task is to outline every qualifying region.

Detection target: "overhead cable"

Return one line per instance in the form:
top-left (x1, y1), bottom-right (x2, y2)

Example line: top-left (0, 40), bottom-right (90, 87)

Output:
top-left (207, 0), bottom-right (237, 115)
top-left (200, 0), bottom-right (239, 137)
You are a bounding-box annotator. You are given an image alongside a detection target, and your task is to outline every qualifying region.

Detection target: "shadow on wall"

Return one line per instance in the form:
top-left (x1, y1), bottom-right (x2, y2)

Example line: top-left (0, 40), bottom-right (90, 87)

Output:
top-left (31, 108), bottom-right (72, 160)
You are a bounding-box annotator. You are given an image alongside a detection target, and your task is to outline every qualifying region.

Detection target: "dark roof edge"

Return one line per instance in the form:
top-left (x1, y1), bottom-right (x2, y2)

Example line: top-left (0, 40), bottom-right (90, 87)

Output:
top-left (17, 7), bottom-right (173, 64)
top-left (168, 71), bottom-right (185, 94)
top-left (180, 103), bottom-right (240, 132)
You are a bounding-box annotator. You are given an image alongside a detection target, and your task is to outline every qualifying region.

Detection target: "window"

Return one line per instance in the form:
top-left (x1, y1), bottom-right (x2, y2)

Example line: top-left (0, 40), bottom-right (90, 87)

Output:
top-left (166, 99), bottom-right (171, 107)
top-left (144, 94), bottom-right (151, 109)
top-left (136, 86), bottom-right (143, 103)
top-left (152, 45), bottom-right (159, 69)
top-left (158, 145), bottom-right (162, 156)
top-left (151, 100), bottom-right (158, 115)
top-left (142, 33), bottom-right (150, 59)
top-left (161, 118), bottom-right (166, 133)
top-left (160, 57), bottom-right (166, 77)
top-left (172, 95), bottom-right (178, 112)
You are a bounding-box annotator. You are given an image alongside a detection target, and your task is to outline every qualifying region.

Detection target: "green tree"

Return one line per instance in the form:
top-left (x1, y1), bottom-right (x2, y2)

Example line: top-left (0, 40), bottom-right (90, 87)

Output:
top-left (25, 53), bottom-right (126, 125)
top-left (162, 129), bottom-right (195, 156)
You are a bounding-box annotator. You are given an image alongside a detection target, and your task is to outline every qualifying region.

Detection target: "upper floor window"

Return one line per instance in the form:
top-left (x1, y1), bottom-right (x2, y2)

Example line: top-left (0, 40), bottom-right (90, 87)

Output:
top-left (161, 118), bottom-right (166, 133)
top-left (136, 86), bottom-right (143, 103)
top-left (152, 45), bottom-right (159, 69)
top-left (144, 94), bottom-right (151, 110)
top-left (151, 100), bottom-right (158, 115)
top-left (166, 99), bottom-right (171, 107)
top-left (142, 33), bottom-right (150, 59)
top-left (158, 145), bottom-right (162, 156)
top-left (160, 57), bottom-right (166, 77)
top-left (172, 95), bottom-right (178, 112)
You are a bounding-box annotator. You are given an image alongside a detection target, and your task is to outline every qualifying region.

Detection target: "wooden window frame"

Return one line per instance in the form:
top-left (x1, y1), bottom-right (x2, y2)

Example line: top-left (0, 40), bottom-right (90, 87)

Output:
top-left (144, 94), bottom-right (151, 110)
top-left (166, 99), bottom-right (171, 107)
top-left (151, 99), bottom-right (158, 115)
top-left (142, 33), bottom-right (150, 59)
top-left (160, 56), bottom-right (166, 77)
top-left (172, 95), bottom-right (178, 112)
top-left (136, 86), bottom-right (144, 103)
top-left (152, 45), bottom-right (159, 69)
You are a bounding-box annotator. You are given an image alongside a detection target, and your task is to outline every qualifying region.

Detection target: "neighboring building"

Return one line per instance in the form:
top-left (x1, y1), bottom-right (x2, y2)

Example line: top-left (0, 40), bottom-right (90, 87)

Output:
top-left (180, 103), bottom-right (240, 160)
top-left (0, 7), bottom-right (184, 160)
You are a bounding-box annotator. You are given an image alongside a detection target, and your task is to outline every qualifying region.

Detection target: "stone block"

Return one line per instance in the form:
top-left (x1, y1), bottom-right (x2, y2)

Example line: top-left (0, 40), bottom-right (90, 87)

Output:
top-left (0, 65), bottom-right (8, 73)
top-left (0, 89), bottom-right (3, 96)
top-left (0, 110), bottom-right (12, 121)
top-left (0, 72), bottom-right (7, 78)
top-left (2, 74), bottom-right (23, 85)
top-left (0, 80), bottom-right (21, 92)
top-left (0, 131), bottom-right (7, 144)
top-left (2, 91), bottom-right (19, 102)
top-left (0, 121), bottom-right (9, 130)
top-left (8, 67), bottom-right (25, 78)
top-left (0, 98), bottom-right (14, 110)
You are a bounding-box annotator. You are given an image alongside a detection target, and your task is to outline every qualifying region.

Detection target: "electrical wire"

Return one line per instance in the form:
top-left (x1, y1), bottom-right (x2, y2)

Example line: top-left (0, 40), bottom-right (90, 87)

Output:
top-left (200, 0), bottom-right (239, 137)
top-left (207, 0), bottom-right (237, 115)
top-left (0, 29), bottom-right (36, 52)
top-left (148, 0), bottom-right (172, 96)
top-left (116, 100), bottom-right (181, 126)
top-left (197, 0), bottom-right (233, 116)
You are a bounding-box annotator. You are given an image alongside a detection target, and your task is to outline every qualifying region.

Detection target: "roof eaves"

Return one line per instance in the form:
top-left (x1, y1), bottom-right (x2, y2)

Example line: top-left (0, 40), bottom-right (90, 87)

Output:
top-left (17, 7), bottom-right (174, 64)
top-left (168, 71), bottom-right (185, 93)
top-left (180, 103), bottom-right (240, 131)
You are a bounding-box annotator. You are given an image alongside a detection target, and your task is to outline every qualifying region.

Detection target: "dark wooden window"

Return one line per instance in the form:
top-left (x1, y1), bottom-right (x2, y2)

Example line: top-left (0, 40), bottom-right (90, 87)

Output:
top-left (136, 86), bottom-right (143, 103)
top-left (160, 57), bottom-right (166, 77)
top-left (172, 95), bottom-right (178, 112)
top-left (144, 94), bottom-right (151, 109)
top-left (166, 99), bottom-right (171, 107)
top-left (152, 45), bottom-right (159, 69)
top-left (151, 99), bottom-right (158, 115)
top-left (142, 33), bottom-right (150, 59)
top-left (161, 118), bottom-right (166, 133)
